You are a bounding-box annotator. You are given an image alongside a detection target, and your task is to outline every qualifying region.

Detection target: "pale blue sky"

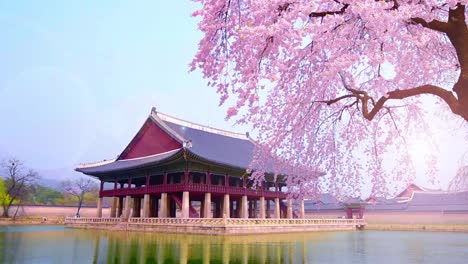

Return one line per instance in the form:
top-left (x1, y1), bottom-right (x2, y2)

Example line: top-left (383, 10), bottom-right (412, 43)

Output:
top-left (0, 1), bottom-right (466, 190)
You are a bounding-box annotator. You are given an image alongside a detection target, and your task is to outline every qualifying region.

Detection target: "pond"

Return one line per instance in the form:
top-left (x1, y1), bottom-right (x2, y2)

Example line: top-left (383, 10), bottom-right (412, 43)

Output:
top-left (0, 225), bottom-right (467, 263)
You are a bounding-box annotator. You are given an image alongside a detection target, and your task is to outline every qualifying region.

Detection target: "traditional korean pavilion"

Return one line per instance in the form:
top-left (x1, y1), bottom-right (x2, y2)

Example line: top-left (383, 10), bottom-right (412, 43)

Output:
top-left (76, 107), bottom-right (297, 219)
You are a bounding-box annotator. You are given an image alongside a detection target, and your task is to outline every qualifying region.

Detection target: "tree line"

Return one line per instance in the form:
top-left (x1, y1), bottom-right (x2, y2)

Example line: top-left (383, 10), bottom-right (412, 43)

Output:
top-left (0, 157), bottom-right (98, 218)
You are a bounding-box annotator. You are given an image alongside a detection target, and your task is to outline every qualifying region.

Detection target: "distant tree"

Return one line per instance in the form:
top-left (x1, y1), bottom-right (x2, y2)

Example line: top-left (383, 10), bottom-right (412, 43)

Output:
top-left (0, 158), bottom-right (39, 217)
top-left (26, 184), bottom-right (64, 205)
top-left (61, 177), bottom-right (97, 216)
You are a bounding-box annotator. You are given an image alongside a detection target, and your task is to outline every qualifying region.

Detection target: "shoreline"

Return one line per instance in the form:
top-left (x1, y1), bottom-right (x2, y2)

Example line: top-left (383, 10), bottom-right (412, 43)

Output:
top-left (0, 216), bottom-right (64, 226)
top-left (365, 223), bottom-right (468, 233)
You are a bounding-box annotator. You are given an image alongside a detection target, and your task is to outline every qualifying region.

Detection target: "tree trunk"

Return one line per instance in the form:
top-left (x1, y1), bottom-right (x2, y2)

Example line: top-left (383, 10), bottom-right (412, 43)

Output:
top-left (76, 198), bottom-right (83, 216)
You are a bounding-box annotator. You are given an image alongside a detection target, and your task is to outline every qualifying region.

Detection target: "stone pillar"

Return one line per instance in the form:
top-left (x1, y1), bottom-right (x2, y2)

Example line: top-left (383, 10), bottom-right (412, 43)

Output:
top-left (259, 197), bottom-right (266, 219)
top-left (159, 193), bottom-right (168, 218)
top-left (203, 193), bottom-right (211, 218)
top-left (287, 199), bottom-right (293, 219)
top-left (96, 197), bottom-right (103, 218)
top-left (181, 191), bottom-right (190, 218)
top-left (222, 194), bottom-right (230, 218)
top-left (117, 196), bottom-right (123, 217)
top-left (253, 199), bottom-right (257, 218)
top-left (300, 199), bottom-right (305, 219)
top-left (274, 198), bottom-right (280, 219)
top-left (142, 194), bottom-right (150, 218)
top-left (266, 200), bottom-right (271, 218)
top-left (123, 195), bottom-right (131, 219)
top-left (132, 197), bottom-right (140, 217)
top-left (110, 197), bottom-right (117, 218)
top-left (241, 195), bottom-right (248, 218)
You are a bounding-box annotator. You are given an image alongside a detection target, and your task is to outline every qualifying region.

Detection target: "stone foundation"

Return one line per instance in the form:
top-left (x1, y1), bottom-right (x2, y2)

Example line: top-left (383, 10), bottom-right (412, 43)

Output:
top-left (65, 217), bottom-right (365, 235)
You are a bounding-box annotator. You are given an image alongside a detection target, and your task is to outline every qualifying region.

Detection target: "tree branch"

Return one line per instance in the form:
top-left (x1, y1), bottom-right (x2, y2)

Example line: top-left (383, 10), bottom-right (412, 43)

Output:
top-left (319, 84), bottom-right (462, 121)
top-left (365, 85), bottom-right (459, 120)
top-left (411, 17), bottom-right (449, 33)
top-left (309, 3), bottom-right (349, 18)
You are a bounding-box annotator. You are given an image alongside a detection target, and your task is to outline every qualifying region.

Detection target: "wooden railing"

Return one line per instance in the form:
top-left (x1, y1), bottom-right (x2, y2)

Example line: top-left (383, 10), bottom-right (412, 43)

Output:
top-left (100, 183), bottom-right (287, 199)
top-left (66, 217), bottom-right (366, 227)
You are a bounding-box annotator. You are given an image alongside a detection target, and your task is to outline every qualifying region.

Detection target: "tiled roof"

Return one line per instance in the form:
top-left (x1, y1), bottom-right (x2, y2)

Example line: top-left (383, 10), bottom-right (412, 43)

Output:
top-left (161, 115), bottom-right (254, 170)
top-left (76, 149), bottom-right (182, 174)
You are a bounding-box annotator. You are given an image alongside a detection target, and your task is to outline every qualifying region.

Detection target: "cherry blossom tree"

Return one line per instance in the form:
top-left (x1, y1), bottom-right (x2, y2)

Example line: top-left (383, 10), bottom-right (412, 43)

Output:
top-left (191, 1), bottom-right (468, 197)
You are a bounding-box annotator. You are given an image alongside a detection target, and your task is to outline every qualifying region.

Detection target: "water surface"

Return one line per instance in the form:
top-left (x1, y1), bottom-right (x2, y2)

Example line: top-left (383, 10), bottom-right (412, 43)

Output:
top-left (0, 225), bottom-right (467, 263)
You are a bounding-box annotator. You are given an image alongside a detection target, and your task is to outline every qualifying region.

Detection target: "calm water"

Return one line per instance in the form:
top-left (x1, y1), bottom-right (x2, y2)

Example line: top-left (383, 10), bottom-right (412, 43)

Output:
top-left (0, 226), bottom-right (467, 263)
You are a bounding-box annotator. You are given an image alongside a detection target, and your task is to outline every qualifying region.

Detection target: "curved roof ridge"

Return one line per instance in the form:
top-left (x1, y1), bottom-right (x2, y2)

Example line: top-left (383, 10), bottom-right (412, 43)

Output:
top-left (78, 159), bottom-right (116, 168)
top-left (153, 108), bottom-right (249, 141)
top-left (118, 148), bottom-right (182, 161)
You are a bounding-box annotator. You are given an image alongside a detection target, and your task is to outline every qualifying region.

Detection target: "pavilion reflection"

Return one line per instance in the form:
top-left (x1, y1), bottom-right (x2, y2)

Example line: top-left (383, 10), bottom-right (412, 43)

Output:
top-left (90, 231), bottom-right (325, 263)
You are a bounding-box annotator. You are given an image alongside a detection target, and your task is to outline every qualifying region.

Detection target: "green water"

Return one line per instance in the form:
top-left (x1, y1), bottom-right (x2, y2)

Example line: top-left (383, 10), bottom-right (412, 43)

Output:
top-left (0, 226), bottom-right (467, 263)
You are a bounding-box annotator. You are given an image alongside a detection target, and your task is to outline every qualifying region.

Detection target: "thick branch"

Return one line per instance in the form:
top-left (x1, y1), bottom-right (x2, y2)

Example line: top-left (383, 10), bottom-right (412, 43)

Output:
top-left (309, 3), bottom-right (349, 18)
top-left (411, 17), bottom-right (449, 33)
top-left (366, 85), bottom-right (460, 120)
top-left (321, 85), bottom-right (464, 121)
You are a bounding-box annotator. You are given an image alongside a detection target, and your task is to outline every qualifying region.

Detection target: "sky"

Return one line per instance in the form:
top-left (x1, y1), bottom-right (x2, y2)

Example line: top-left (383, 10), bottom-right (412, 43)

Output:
top-left (0, 1), bottom-right (466, 191)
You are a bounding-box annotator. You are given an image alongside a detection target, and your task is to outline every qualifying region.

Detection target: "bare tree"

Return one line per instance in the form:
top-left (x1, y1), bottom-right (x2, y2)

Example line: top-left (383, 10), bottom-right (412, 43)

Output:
top-left (0, 158), bottom-right (39, 217)
top-left (62, 177), bottom-right (96, 217)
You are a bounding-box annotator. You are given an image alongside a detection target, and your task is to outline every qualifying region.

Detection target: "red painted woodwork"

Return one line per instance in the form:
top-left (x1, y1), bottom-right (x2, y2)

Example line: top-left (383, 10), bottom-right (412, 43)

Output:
top-left (119, 119), bottom-right (182, 160)
top-left (99, 182), bottom-right (287, 199)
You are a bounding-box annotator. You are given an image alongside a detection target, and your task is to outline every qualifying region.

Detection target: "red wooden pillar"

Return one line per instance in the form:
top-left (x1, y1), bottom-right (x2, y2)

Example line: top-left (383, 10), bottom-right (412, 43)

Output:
top-left (145, 174), bottom-right (150, 193)
top-left (358, 207), bottom-right (365, 219)
top-left (113, 178), bottom-right (117, 196)
top-left (163, 172), bottom-right (167, 185)
top-left (99, 180), bottom-right (104, 198)
top-left (127, 177), bottom-right (132, 195)
top-left (346, 207), bottom-right (353, 219)
top-left (206, 171), bottom-right (211, 185)
top-left (184, 169), bottom-right (190, 186)
top-left (225, 174), bottom-right (229, 187)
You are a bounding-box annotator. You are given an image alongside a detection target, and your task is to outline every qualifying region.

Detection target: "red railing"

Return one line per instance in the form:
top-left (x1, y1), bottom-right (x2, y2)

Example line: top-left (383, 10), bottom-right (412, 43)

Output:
top-left (100, 183), bottom-right (287, 199)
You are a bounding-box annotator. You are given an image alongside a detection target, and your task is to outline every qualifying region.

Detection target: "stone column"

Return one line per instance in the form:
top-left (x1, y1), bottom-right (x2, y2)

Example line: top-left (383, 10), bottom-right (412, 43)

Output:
top-left (117, 197), bottom-right (123, 217)
top-left (274, 198), bottom-right (280, 219)
top-left (222, 194), bottom-right (230, 218)
top-left (287, 199), bottom-right (293, 219)
top-left (300, 199), bottom-right (305, 219)
top-left (203, 193), bottom-right (211, 218)
top-left (96, 197), bottom-right (103, 218)
top-left (241, 195), bottom-right (248, 218)
top-left (123, 195), bottom-right (131, 219)
top-left (253, 199), bottom-right (257, 218)
top-left (110, 197), bottom-right (117, 218)
top-left (181, 191), bottom-right (190, 218)
top-left (159, 193), bottom-right (168, 218)
top-left (266, 199), bottom-right (271, 218)
top-left (142, 194), bottom-right (150, 218)
top-left (132, 197), bottom-right (141, 217)
top-left (259, 197), bottom-right (266, 219)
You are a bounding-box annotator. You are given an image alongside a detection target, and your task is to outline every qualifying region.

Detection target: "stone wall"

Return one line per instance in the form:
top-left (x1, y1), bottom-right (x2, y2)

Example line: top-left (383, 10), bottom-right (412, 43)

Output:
top-left (1, 205), bottom-right (111, 218)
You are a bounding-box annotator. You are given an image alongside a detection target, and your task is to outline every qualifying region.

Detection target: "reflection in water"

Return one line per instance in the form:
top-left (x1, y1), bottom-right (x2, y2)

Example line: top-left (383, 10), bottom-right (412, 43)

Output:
top-left (1, 226), bottom-right (468, 263)
top-left (89, 231), bottom-right (321, 264)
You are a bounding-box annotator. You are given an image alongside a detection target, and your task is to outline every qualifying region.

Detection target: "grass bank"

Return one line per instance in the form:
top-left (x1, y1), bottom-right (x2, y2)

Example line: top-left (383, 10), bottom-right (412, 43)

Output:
top-left (365, 223), bottom-right (468, 233)
top-left (0, 216), bottom-right (64, 225)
